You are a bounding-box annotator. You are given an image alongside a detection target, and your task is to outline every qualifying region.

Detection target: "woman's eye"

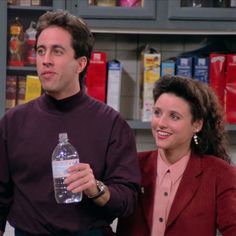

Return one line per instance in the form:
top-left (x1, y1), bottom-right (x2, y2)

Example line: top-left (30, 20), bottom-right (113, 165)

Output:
top-left (153, 108), bottom-right (161, 117)
top-left (171, 113), bottom-right (180, 120)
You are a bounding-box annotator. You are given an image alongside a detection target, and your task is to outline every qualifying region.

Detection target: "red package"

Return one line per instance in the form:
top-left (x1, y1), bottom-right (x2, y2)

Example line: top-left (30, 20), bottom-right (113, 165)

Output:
top-left (209, 53), bottom-right (226, 108)
top-left (119, 0), bottom-right (142, 7)
top-left (85, 52), bottom-right (107, 102)
top-left (225, 54), bottom-right (236, 123)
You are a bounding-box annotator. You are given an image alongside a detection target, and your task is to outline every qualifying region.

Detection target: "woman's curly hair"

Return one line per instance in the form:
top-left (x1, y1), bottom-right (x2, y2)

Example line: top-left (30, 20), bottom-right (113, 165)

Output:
top-left (153, 75), bottom-right (230, 163)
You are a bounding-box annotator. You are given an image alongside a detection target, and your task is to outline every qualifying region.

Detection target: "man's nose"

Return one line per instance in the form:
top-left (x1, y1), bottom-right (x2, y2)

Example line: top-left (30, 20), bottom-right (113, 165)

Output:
top-left (42, 51), bottom-right (53, 66)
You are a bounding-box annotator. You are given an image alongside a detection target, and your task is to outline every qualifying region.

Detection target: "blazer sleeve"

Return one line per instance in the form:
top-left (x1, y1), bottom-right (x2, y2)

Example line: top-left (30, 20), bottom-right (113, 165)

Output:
top-left (217, 163), bottom-right (236, 236)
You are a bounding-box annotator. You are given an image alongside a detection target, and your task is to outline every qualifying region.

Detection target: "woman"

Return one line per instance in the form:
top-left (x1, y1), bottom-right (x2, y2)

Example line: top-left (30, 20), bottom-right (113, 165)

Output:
top-left (117, 75), bottom-right (236, 236)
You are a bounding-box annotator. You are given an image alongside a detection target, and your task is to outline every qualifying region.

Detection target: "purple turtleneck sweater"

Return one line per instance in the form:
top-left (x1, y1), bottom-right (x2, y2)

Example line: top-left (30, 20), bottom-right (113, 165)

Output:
top-left (0, 91), bottom-right (140, 235)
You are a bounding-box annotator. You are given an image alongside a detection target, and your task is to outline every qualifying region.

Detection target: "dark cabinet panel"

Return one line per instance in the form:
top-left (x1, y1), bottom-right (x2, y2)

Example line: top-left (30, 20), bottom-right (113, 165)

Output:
top-left (168, 0), bottom-right (236, 21)
top-left (67, 0), bottom-right (156, 19)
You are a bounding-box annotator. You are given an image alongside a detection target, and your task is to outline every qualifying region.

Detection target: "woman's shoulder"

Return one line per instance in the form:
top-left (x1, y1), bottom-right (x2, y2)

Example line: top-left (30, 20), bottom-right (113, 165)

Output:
top-left (199, 154), bottom-right (236, 177)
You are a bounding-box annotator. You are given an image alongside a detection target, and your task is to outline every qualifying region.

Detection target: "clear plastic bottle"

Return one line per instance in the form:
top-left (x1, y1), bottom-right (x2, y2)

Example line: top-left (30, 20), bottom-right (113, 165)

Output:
top-left (51, 133), bottom-right (82, 203)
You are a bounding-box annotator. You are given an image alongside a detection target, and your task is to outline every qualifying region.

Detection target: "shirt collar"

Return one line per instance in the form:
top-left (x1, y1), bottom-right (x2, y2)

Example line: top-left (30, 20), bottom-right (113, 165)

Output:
top-left (157, 152), bottom-right (190, 184)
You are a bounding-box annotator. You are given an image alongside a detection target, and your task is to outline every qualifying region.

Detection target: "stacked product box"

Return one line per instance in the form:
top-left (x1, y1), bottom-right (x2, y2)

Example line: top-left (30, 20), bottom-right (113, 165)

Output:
top-left (140, 51), bottom-right (161, 121)
top-left (225, 54), bottom-right (236, 123)
top-left (176, 57), bottom-right (193, 77)
top-left (193, 56), bottom-right (209, 83)
top-left (86, 52), bottom-right (107, 102)
top-left (5, 75), bottom-right (17, 110)
top-left (5, 74), bottom-right (41, 110)
top-left (161, 60), bottom-right (175, 76)
top-left (106, 60), bottom-right (122, 112)
top-left (209, 53), bottom-right (226, 108)
top-left (23, 75), bottom-right (41, 103)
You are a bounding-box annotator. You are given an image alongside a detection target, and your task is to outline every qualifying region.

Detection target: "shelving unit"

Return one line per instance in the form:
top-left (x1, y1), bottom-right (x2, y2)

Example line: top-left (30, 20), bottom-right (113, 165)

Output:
top-left (127, 120), bottom-right (236, 131)
top-left (0, 0), bottom-right (65, 117)
top-left (0, 0), bottom-right (236, 134)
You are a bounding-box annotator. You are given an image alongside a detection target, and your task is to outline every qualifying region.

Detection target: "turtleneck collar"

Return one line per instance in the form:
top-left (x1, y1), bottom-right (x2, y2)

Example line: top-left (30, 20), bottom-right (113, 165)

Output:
top-left (38, 90), bottom-right (87, 114)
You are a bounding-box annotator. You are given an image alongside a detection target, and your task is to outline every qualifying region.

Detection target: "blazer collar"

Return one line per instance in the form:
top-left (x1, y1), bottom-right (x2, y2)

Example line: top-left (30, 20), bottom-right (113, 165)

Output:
top-left (166, 153), bottom-right (203, 228)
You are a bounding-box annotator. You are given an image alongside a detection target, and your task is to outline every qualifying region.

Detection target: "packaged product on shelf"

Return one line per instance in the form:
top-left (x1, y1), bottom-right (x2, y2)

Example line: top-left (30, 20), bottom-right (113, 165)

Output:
top-left (85, 52), bottom-right (107, 102)
top-left (8, 17), bottom-right (25, 67)
top-left (106, 60), bottom-right (122, 112)
top-left (209, 53), bottom-right (226, 108)
top-left (16, 75), bottom-right (41, 104)
top-left (24, 21), bottom-right (37, 66)
top-left (96, 0), bottom-right (116, 6)
top-left (161, 60), bottom-right (175, 76)
top-left (16, 76), bottom-right (26, 105)
top-left (193, 56), bottom-right (209, 83)
top-left (225, 54), bottom-right (236, 123)
top-left (5, 75), bottom-right (17, 110)
top-left (176, 57), bottom-right (193, 77)
top-left (7, 0), bottom-right (18, 5)
top-left (31, 0), bottom-right (41, 6)
top-left (119, 0), bottom-right (142, 7)
top-left (24, 75), bottom-right (42, 103)
top-left (18, 0), bottom-right (31, 6)
top-left (140, 47), bottom-right (161, 122)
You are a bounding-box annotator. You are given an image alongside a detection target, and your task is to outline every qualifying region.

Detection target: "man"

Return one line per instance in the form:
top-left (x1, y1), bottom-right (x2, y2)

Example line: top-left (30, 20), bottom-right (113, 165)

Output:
top-left (0, 10), bottom-right (140, 236)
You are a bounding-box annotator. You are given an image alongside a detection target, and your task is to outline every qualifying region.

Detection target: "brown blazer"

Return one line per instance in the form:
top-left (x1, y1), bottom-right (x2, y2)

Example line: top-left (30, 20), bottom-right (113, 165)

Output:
top-left (117, 150), bottom-right (236, 236)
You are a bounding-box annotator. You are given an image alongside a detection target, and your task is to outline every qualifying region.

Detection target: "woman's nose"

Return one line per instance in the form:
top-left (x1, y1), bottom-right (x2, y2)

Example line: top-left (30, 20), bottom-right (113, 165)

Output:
top-left (157, 115), bottom-right (167, 128)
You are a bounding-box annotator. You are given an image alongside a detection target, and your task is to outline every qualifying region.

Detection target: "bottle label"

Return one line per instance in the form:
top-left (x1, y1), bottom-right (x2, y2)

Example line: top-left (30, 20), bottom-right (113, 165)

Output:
top-left (52, 159), bottom-right (79, 178)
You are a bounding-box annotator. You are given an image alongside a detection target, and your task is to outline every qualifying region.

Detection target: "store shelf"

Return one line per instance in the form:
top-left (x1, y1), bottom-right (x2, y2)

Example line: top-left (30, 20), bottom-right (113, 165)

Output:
top-left (127, 120), bottom-right (151, 130)
top-left (127, 120), bottom-right (236, 131)
top-left (225, 124), bottom-right (236, 131)
top-left (8, 5), bottom-right (53, 11)
top-left (7, 66), bottom-right (37, 72)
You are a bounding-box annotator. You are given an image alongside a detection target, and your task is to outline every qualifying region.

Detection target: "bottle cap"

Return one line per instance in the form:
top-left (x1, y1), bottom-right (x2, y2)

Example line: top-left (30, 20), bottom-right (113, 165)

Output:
top-left (59, 133), bottom-right (68, 142)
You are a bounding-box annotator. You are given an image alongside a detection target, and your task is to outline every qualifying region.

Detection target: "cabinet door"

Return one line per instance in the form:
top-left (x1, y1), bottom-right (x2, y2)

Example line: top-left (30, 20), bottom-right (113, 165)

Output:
top-left (168, 0), bottom-right (236, 21)
top-left (67, 0), bottom-right (156, 19)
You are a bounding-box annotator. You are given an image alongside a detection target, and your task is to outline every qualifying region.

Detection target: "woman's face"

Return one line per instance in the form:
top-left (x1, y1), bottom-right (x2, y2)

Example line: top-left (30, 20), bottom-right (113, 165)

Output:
top-left (151, 93), bottom-right (202, 155)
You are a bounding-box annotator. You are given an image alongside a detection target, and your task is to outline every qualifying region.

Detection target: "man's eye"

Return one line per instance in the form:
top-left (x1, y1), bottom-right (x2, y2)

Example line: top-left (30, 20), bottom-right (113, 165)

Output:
top-left (53, 49), bottom-right (63, 56)
top-left (36, 48), bottom-right (45, 55)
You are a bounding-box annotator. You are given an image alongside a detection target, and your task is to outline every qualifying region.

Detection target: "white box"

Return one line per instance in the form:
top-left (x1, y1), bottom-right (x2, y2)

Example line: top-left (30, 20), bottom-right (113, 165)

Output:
top-left (106, 60), bottom-right (122, 112)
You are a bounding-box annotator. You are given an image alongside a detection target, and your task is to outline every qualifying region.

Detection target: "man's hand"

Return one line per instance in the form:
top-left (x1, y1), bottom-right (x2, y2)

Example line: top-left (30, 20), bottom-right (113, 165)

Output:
top-left (64, 163), bottom-right (110, 206)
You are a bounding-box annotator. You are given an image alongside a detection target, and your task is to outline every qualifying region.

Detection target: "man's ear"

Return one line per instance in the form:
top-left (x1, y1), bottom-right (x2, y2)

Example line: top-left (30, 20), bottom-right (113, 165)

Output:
top-left (77, 56), bottom-right (87, 73)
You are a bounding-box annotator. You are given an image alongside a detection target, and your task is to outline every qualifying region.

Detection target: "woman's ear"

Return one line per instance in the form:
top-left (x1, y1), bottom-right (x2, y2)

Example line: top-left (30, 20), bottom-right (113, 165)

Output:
top-left (194, 119), bottom-right (203, 133)
top-left (77, 56), bottom-right (87, 74)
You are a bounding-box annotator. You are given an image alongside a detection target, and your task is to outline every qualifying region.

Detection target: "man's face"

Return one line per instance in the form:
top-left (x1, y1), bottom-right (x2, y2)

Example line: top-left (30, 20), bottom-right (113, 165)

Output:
top-left (36, 26), bottom-right (84, 100)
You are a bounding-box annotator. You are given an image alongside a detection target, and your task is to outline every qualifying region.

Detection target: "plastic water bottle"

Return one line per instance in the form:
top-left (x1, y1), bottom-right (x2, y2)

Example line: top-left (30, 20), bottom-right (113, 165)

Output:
top-left (51, 133), bottom-right (82, 203)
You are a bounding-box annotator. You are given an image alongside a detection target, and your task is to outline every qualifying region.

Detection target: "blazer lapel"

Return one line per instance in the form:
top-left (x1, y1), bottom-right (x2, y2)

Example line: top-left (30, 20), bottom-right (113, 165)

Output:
top-left (139, 150), bottom-right (158, 233)
top-left (166, 155), bottom-right (203, 228)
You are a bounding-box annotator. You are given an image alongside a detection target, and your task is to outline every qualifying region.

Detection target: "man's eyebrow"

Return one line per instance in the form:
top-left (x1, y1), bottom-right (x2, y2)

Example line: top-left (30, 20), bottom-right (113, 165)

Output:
top-left (36, 45), bottom-right (65, 50)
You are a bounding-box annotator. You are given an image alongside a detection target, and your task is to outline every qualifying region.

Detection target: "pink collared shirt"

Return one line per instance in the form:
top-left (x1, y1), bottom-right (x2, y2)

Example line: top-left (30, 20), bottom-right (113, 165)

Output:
top-left (151, 152), bottom-right (190, 236)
